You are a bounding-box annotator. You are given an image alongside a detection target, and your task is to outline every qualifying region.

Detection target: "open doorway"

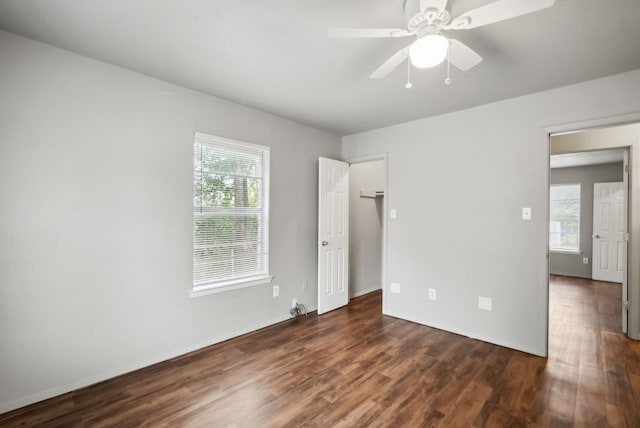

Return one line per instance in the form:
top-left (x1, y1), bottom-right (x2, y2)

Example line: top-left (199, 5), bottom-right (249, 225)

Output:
top-left (548, 125), bottom-right (634, 346)
top-left (548, 147), bottom-right (628, 362)
top-left (316, 155), bottom-right (387, 315)
top-left (347, 155), bottom-right (387, 312)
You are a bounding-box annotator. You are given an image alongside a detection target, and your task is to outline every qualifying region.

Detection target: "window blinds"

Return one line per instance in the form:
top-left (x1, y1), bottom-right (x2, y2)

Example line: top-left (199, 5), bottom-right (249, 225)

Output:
top-left (549, 184), bottom-right (580, 251)
top-left (193, 133), bottom-right (269, 288)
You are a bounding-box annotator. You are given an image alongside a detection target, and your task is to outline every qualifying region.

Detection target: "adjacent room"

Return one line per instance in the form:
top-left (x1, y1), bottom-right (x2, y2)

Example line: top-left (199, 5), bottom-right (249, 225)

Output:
top-left (1, 0), bottom-right (640, 425)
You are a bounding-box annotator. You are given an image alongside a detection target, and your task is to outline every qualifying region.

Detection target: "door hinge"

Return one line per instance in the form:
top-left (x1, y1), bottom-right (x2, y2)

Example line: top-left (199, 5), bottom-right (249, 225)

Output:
top-left (625, 233), bottom-right (630, 241)
top-left (625, 164), bottom-right (629, 173)
top-left (624, 300), bottom-right (629, 311)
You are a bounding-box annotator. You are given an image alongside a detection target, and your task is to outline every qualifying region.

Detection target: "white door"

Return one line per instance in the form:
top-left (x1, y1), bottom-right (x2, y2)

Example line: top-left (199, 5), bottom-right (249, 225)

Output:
top-left (318, 157), bottom-right (349, 314)
top-left (592, 182), bottom-right (624, 283)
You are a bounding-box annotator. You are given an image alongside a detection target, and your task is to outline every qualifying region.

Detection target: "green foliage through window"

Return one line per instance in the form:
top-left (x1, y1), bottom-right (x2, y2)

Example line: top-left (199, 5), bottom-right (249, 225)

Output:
top-left (193, 133), bottom-right (269, 288)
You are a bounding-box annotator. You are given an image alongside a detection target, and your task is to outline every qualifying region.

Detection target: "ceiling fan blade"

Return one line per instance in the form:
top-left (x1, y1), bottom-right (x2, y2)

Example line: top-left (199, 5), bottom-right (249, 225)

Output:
top-left (449, 0), bottom-right (555, 29)
top-left (369, 45), bottom-right (412, 79)
top-left (420, 0), bottom-right (449, 13)
top-left (328, 28), bottom-right (412, 38)
top-left (448, 39), bottom-right (482, 71)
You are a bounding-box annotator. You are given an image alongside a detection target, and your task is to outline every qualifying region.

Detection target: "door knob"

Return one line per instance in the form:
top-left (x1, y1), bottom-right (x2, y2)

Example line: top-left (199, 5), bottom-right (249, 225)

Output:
top-left (321, 241), bottom-right (328, 246)
top-left (592, 234), bottom-right (600, 239)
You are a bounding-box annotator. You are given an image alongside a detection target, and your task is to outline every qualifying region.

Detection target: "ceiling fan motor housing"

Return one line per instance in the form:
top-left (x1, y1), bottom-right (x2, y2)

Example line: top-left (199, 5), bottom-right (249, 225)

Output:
top-left (404, 1), bottom-right (451, 35)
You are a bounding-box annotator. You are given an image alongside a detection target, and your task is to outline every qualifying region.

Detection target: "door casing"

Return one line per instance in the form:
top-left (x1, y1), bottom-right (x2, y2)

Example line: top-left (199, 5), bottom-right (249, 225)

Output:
top-left (344, 153), bottom-right (388, 314)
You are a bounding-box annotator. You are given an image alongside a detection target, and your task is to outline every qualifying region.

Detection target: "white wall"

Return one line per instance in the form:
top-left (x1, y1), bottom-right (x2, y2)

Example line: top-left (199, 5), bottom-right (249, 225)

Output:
top-left (342, 69), bottom-right (640, 355)
top-left (349, 160), bottom-right (384, 298)
top-left (0, 31), bottom-right (341, 412)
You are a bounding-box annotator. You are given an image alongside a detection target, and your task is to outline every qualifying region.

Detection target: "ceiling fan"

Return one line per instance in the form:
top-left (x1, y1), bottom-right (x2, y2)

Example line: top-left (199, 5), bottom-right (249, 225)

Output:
top-left (329, 0), bottom-right (556, 84)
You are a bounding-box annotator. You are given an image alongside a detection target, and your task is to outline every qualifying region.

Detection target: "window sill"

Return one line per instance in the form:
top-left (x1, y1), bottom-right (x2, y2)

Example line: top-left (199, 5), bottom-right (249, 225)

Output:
top-left (190, 275), bottom-right (273, 298)
top-left (549, 249), bottom-right (581, 255)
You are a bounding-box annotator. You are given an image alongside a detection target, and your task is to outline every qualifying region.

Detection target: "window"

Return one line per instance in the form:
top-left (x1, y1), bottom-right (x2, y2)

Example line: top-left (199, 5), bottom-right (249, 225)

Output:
top-left (193, 132), bottom-right (269, 292)
top-left (549, 184), bottom-right (580, 252)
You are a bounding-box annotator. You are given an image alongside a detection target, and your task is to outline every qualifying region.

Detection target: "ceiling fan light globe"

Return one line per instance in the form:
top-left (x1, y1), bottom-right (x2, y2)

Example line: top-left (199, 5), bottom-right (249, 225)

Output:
top-left (409, 34), bottom-right (449, 68)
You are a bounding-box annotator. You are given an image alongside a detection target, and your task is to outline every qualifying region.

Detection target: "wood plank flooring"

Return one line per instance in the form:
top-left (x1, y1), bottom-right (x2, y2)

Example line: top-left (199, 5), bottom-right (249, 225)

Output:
top-left (2, 275), bottom-right (640, 427)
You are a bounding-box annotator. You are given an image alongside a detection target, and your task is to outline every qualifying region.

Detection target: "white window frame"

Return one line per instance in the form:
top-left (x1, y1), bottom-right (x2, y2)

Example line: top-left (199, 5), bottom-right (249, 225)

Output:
top-left (549, 183), bottom-right (581, 254)
top-left (191, 132), bottom-right (272, 297)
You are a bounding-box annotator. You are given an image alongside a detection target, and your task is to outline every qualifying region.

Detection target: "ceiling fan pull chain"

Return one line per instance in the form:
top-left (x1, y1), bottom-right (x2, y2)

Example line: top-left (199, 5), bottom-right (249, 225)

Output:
top-left (445, 42), bottom-right (452, 85)
top-left (405, 60), bottom-right (413, 89)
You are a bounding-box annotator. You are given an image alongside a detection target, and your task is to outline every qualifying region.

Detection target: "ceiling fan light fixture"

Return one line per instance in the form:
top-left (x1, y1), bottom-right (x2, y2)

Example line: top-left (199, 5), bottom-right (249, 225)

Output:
top-left (409, 34), bottom-right (449, 68)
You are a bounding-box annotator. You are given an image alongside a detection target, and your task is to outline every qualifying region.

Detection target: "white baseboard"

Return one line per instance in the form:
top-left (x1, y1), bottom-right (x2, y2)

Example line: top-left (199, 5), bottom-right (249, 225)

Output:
top-left (0, 313), bottom-right (292, 414)
top-left (549, 271), bottom-right (592, 279)
top-left (350, 286), bottom-right (381, 299)
top-left (382, 309), bottom-right (542, 357)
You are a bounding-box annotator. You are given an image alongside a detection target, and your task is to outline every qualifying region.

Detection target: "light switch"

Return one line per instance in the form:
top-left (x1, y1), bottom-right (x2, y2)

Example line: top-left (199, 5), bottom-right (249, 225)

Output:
top-left (522, 207), bottom-right (531, 220)
top-left (390, 209), bottom-right (397, 220)
top-left (478, 296), bottom-right (492, 311)
top-left (390, 282), bottom-right (400, 293)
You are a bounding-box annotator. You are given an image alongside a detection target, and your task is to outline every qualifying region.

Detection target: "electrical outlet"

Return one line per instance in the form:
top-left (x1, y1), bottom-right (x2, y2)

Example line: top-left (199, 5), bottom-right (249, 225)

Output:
top-left (428, 288), bottom-right (436, 300)
top-left (390, 282), bottom-right (400, 294)
top-left (292, 298), bottom-right (297, 308)
top-left (302, 280), bottom-right (309, 291)
top-left (478, 296), bottom-right (492, 311)
top-left (583, 257), bottom-right (589, 265)
top-left (273, 285), bottom-right (279, 297)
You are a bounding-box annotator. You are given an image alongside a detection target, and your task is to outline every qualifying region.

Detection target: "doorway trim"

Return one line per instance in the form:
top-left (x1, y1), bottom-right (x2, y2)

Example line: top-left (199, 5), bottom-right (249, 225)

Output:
top-left (543, 112), bottom-right (640, 349)
top-left (344, 153), bottom-right (389, 314)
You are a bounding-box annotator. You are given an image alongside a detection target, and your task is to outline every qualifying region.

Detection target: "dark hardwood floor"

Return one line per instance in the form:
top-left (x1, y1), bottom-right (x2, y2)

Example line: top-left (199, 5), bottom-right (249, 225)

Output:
top-left (2, 275), bottom-right (640, 427)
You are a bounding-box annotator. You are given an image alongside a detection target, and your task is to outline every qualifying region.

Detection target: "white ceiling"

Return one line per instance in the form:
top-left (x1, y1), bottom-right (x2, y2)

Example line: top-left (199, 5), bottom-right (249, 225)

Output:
top-left (1, 0), bottom-right (640, 136)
